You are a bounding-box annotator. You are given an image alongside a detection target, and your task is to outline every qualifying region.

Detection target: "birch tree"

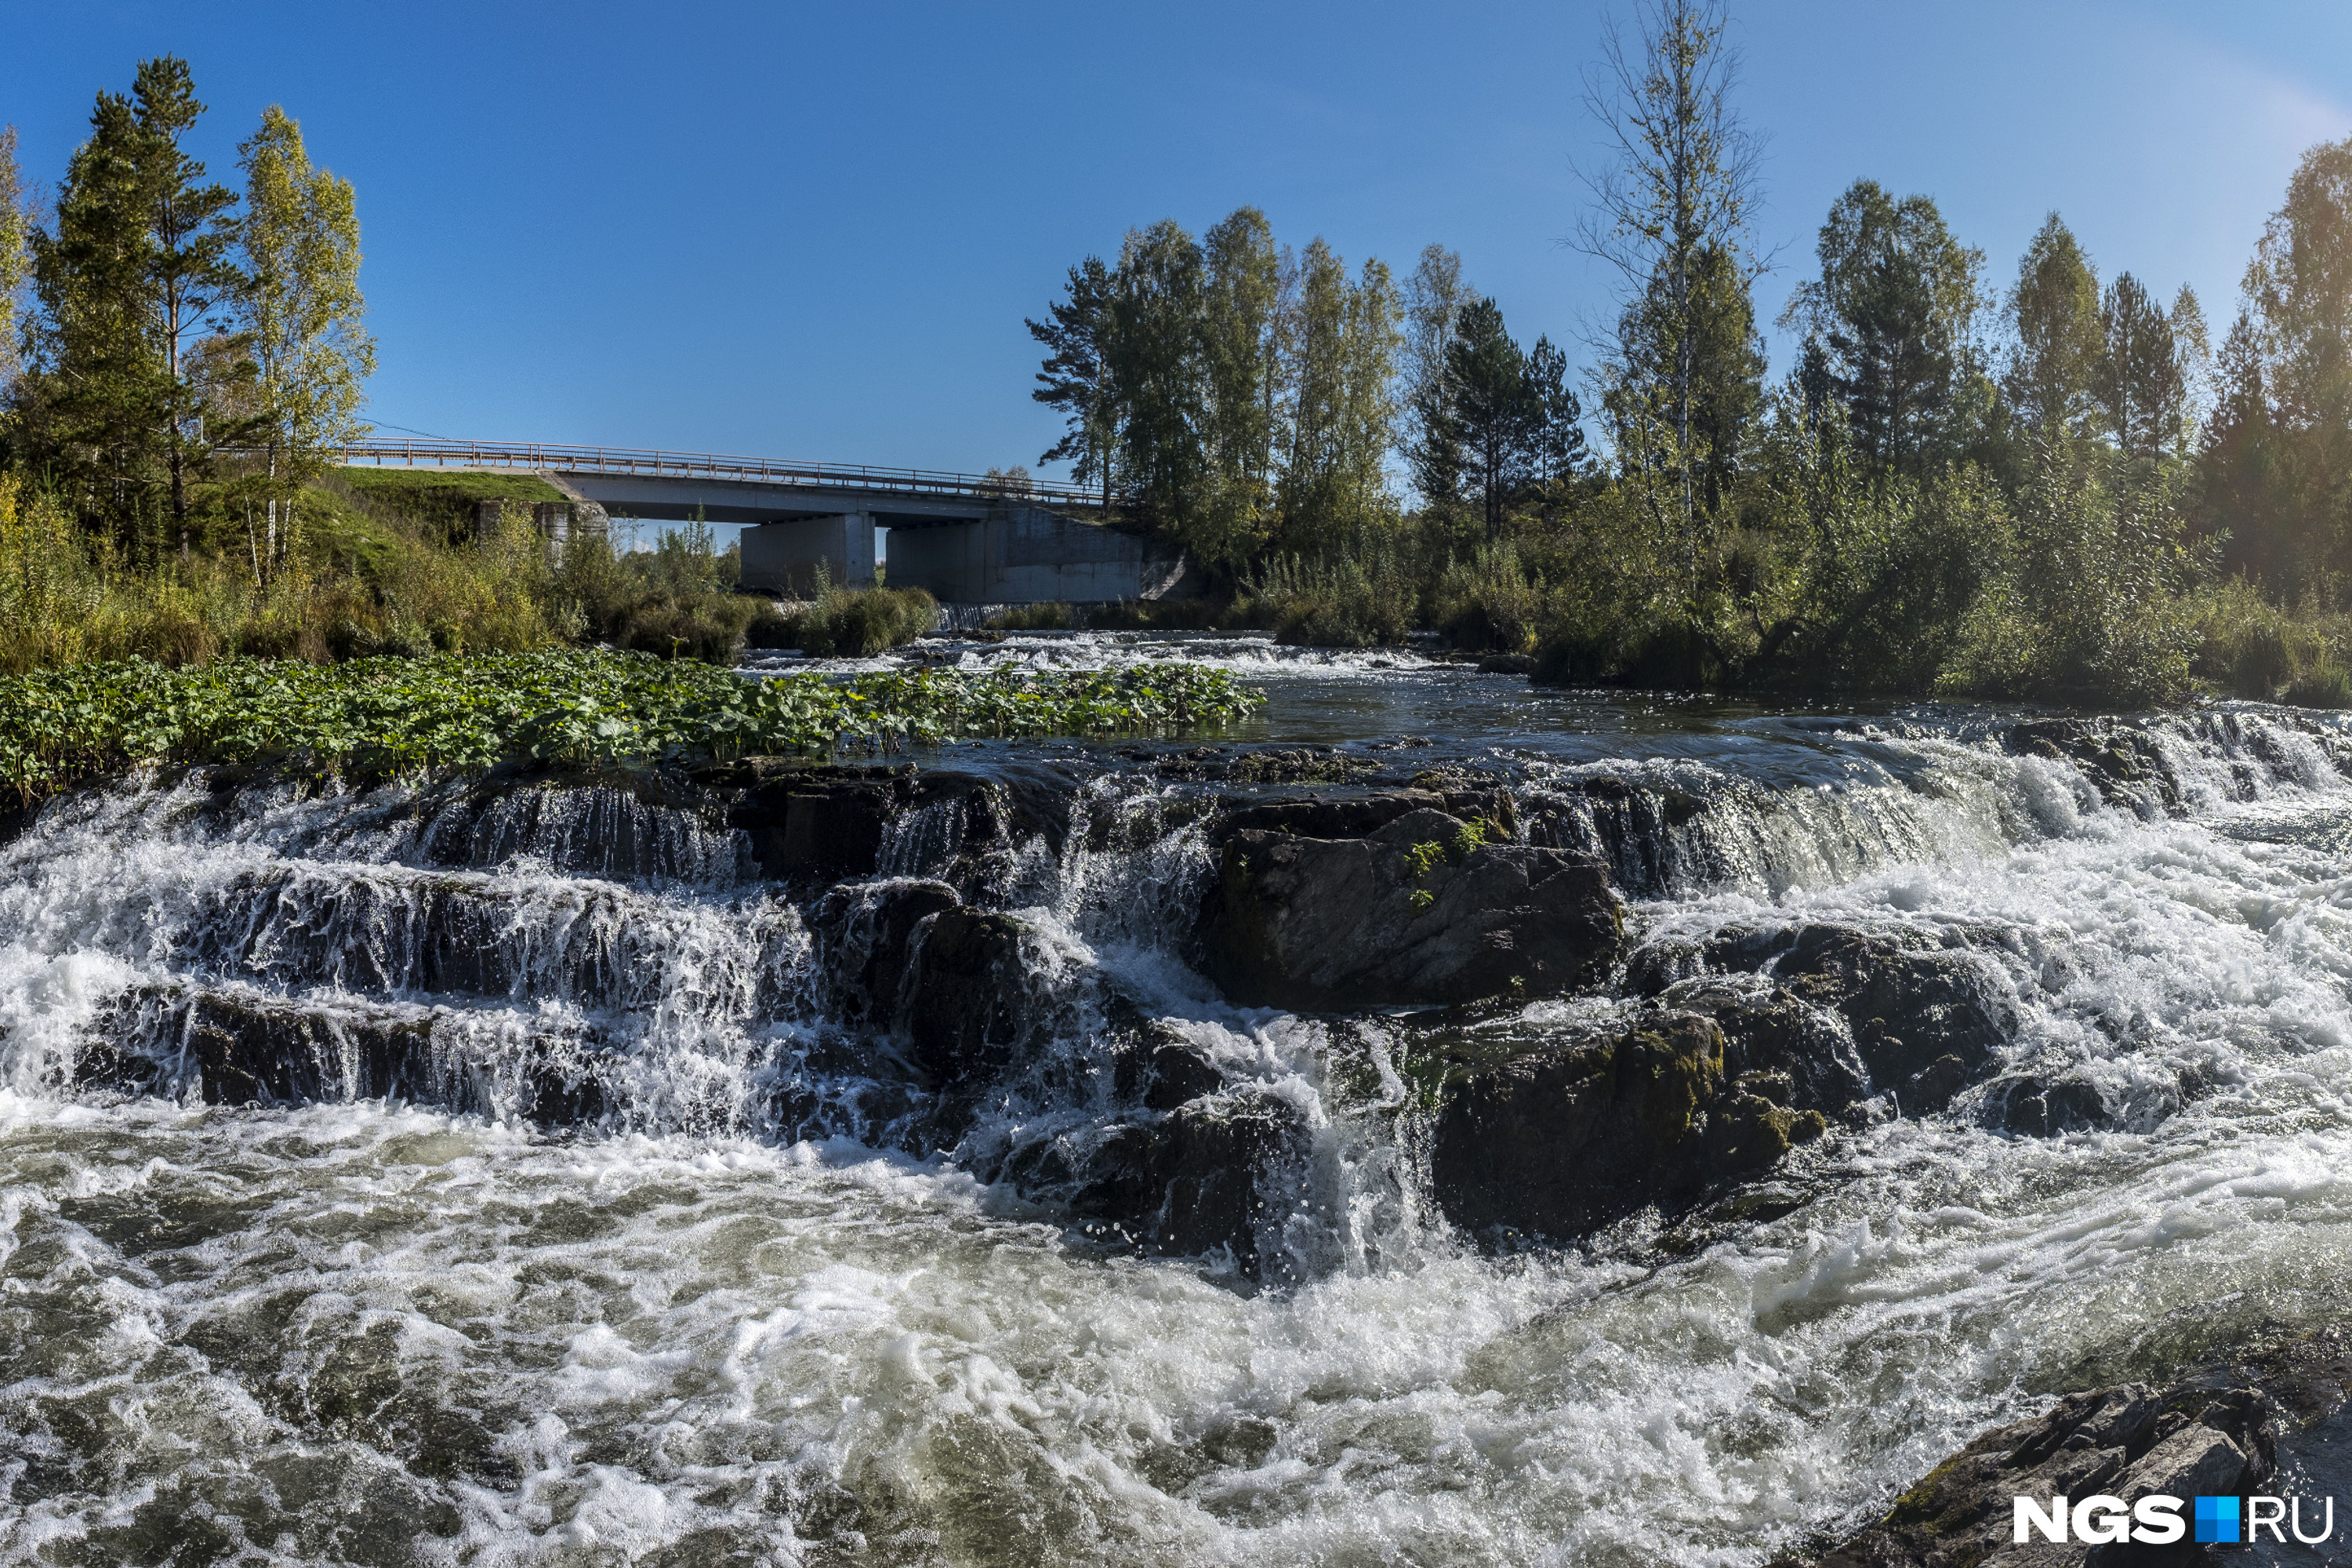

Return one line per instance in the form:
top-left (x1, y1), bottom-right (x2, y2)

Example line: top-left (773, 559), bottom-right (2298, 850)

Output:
top-left (240, 104), bottom-right (373, 576)
top-left (0, 127), bottom-right (27, 398)
top-left (1575, 0), bottom-right (1766, 586)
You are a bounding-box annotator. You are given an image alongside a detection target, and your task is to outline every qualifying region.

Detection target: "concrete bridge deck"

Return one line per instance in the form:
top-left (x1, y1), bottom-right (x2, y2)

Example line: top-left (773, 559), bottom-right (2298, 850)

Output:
top-left (335, 439), bottom-right (1192, 604)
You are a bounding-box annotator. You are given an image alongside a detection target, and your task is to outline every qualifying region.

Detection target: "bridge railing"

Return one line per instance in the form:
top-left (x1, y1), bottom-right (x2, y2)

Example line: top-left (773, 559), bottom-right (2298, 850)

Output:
top-left (332, 438), bottom-right (1109, 510)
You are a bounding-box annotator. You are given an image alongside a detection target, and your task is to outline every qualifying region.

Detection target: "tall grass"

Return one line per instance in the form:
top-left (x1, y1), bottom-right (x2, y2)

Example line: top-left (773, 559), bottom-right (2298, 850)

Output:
top-left (1430, 541), bottom-right (1543, 653)
top-left (2187, 577), bottom-right (2352, 706)
top-left (0, 471), bottom-right (776, 672)
top-left (746, 560), bottom-right (938, 658)
top-left (1238, 531), bottom-right (1418, 648)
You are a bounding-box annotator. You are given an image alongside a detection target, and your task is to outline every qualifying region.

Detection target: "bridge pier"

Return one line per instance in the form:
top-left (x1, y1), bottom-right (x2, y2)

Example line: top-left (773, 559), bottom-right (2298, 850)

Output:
top-left (887, 506), bottom-right (1192, 604)
top-left (739, 513), bottom-right (876, 596)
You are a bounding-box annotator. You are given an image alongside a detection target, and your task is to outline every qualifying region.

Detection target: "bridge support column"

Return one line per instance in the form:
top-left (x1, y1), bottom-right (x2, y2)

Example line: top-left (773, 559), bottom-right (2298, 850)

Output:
top-left (739, 513), bottom-right (877, 597)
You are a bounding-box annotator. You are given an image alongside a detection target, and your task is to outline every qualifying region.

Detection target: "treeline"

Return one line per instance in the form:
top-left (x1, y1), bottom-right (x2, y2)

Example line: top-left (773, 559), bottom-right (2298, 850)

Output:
top-left (1028, 1), bottom-right (2352, 705)
top-left (1028, 215), bottom-right (1584, 574)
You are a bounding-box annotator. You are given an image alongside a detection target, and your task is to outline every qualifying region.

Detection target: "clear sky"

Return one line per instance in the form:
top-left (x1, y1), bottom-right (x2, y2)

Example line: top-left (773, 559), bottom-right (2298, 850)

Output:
top-left (7, 2), bottom-right (2350, 483)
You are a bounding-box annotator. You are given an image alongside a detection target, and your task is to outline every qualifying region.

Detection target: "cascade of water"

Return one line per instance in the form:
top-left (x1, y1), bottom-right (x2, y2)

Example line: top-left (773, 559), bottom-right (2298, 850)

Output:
top-left (5, 695), bottom-right (2352, 1563)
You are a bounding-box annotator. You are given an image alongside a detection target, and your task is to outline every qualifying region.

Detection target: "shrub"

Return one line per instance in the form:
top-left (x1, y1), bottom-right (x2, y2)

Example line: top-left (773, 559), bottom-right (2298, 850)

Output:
top-left (1238, 534), bottom-right (1417, 648)
top-left (781, 585), bottom-right (940, 656)
top-left (1432, 541), bottom-right (1543, 653)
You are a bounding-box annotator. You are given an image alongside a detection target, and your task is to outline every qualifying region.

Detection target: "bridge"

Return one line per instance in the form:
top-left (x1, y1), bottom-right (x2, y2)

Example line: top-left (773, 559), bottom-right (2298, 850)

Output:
top-left (334, 438), bottom-right (1194, 604)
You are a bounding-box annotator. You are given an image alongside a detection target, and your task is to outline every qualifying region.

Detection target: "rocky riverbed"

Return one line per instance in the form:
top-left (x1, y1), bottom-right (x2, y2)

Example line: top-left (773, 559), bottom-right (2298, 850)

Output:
top-left (5, 635), bottom-right (2352, 1563)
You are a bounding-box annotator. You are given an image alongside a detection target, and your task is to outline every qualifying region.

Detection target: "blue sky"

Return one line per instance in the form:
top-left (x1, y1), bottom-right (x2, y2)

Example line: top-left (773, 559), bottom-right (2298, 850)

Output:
top-left (7, 2), bottom-right (2350, 482)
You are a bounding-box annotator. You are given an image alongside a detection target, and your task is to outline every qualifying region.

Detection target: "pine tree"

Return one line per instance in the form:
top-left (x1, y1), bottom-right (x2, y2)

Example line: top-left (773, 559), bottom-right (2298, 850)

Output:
top-left (1027, 256), bottom-right (1117, 506)
top-left (1522, 336), bottom-right (1588, 485)
top-left (2095, 273), bottom-right (2183, 459)
top-left (1782, 180), bottom-right (1987, 476)
top-left (134, 59), bottom-right (245, 557)
top-left (241, 104), bottom-right (373, 577)
top-left (2004, 212), bottom-right (2104, 445)
top-left (30, 84), bottom-right (163, 540)
top-left (1443, 296), bottom-right (1533, 535)
top-left (27, 58), bottom-right (245, 556)
top-left (2169, 284), bottom-right (2212, 440)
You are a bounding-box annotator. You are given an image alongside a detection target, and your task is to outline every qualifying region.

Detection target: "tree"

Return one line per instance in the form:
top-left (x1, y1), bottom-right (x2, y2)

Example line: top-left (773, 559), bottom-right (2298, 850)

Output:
top-left (1028, 255), bottom-right (1118, 506)
top-left (2004, 212), bottom-right (2103, 445)
top-left (29, 84), bottom-right (163, 538)
top-left (1105, 220), bottom-right (1210, 538)
top-left (2170, 284), bottom-right (2212, 439)
top-left (132, 58), bottom-right (245, 556)
top-left (1401, 244), bottom-right (1470, 507)
top-left (1576, 0), bottom-right (1766, 582)
top-left (2096, 273), bottom-right (2183, 459)
top-left (2198, 136), bottom-right (2352, 591)
top-left (0, 127), bottom-right (27, 398)
top-left (2245, 137), bottom-right (2352, 445)
top-left (1196, 206), bottom-right (1284, 565)
top-left (240, 104), bottom-right (373, 576)
top-left (1609, 241), bottom-right (1761, 514)
top-left (1782, 180), bottom-right (1988, 476)
top-left (27, 57), bottom-right (245, 557)
top-left (2195, 309), bottom-right (2287, 584)
top-left (1278, 240), bottom-right (1400, 551)
top-left (1522, 336), bottom-right (1588, 486)
top-left (1443, 296), bottom-right (1532, 534)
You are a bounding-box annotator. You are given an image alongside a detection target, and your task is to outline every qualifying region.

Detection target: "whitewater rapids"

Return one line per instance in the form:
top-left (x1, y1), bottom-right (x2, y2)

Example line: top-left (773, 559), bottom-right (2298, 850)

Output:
top-left (2, 641), bottom-right (2350, 1565)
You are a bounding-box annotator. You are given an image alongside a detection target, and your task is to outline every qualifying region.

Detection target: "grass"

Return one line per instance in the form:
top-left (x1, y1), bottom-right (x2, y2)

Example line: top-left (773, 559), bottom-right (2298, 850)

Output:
top-left (0, 472), bottom-right (788, 672)
top-left (987, 602), bottom-right (1074, 631)
top-left (329, 467), bottom-right (568, 545)
top-left (753, 583), bottom-right (940, 656)
top-left (0, 648), bottom-right (1266, 803)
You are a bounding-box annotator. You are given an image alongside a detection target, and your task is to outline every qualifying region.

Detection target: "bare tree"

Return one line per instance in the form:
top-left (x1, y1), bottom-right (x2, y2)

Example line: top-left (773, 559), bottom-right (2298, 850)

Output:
top-left (1573, 0), bottom-right (1768, 582)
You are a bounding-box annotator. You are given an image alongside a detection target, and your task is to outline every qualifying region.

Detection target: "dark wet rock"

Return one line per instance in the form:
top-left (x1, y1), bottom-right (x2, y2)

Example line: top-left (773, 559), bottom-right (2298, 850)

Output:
top-left (901, 907), bottom-right (1040, 1092)
top-left (1222, 747), bottom-right (1381, 786)
top-left (82, 986), bottom-right (610, 1123)
top-left (1429, 1011), bottom-right (1826, 1244)
top-left (1059, 1087), bottom-right (1316, 1279)
top-left (2009, 718), bottom-right (2183, 815)
top-left (1207, 787), bottom-right (1450, 846)
top-left (1403, 771), bottom-right (1522, 838)
top-left (1659, 976), bottom-right (1875, 1120)
top-left (1112, 1022), bottom-right (1227, 1111)
top-left (1804, 1327), bottom-right (2352, 1568)
top-left (717, 764), bottom-right (1031, 884)
top-left (808, 877), bottom-right (961, 1029)
top-left (1475, 652), bottom-right (1536, 674)
top-left (1196, 815), bottom-right (1623, 1009)
top-left (1769, 924), bottom-right (2019, 1114)
top-left (1982, 1072), bottom-right (2115, 1138)
top-left (727, 766), bottom-right (919, 882)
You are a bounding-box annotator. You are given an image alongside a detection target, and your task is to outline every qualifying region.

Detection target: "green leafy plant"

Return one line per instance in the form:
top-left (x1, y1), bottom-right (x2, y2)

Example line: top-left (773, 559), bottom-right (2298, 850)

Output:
top-left (0, 649), bottom-right (1266, 803)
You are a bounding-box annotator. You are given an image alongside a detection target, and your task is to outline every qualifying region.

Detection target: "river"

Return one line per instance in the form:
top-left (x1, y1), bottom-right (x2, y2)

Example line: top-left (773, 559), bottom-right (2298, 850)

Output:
top-left (3, 631), bottom-right (2350, 1565)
